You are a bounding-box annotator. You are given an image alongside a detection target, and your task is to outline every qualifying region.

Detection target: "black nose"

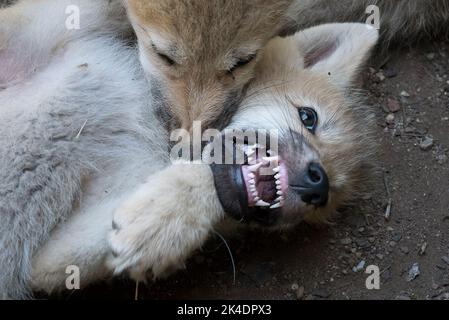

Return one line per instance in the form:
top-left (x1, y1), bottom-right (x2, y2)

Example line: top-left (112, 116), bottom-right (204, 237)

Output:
top-left (292, 163), bottom-right (329, 207)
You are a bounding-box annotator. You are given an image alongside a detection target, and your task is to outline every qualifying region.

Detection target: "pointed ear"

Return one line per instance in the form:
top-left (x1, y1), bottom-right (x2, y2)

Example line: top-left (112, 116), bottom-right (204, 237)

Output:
top-left (294, 23), bottom-right (379, 89)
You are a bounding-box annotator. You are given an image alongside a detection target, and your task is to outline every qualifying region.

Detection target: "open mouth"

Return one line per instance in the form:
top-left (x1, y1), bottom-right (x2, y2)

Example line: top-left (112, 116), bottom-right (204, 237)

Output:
top-left (240, 144), bottom-right (289, 210)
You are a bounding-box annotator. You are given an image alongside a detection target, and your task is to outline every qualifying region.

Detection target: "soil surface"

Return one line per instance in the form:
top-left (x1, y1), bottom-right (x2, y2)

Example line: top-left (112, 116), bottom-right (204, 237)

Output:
top-left (66, 41), bottom-right (449, 301)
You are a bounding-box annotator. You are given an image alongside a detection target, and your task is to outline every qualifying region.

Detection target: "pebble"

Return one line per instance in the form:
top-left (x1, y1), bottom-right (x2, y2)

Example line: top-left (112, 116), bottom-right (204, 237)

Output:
top-left (419, 242), bottom-right (428, 255)
top-left (387, 98), bottom-right (401, 113)
top-left (420, 136), bottom-right (434, 151)
top-left (406, 263), bottom-right (420, 282)
top-left (383, 65), bottom-right (398, 78)
top-left (392, 232), bottom-right (402, 242)
top-left (400, 246), bottom-right (410, 254)
top-left (441, 256), bottom-right (449, 266)
top-left (353, 260), bottom-right (366, 273)
top-left (312, 288), bottom-right (331, 299)
top-left (400, 90), bottom-right (410, 97)
top-left (296, 286), bottom-right (305, 300)
top-left (375, 71), bottom-right (386, 82)
top-left (340, 238), bottom-right (352, 245)
top-left (386, 113), bottom-right (395, 124)
top-left (426, 53), bottom-right (435, 60)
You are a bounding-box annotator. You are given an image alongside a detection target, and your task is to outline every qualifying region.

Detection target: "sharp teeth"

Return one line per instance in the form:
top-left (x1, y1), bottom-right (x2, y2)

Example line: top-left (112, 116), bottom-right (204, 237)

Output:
top-left (254, 196), bottom-right (260, 201)
top-left (270, 202), bottom-right (282, 209)
top-left (249, 179), bottom-right (255, 185)
top-left (275, 180), bottom-right (281, 185)
top-left (277, 191), bottom-right (283, 196)
top-left (249, 162), bottom-right (264, 172)
top-left (248, 172), bottom-right (255, 179)
top-left (255, 200), bottom-right (271, 207)
top-left (250, 186), bottom-right (256, 192)
top-left (272, 167), bottom-right (280, 173)
top-left (276, 185), bottom-right (282, 190)
top-left (275, 196), bottom-right (284, 202)
top-left (274, 173), bottom-right (281, 180)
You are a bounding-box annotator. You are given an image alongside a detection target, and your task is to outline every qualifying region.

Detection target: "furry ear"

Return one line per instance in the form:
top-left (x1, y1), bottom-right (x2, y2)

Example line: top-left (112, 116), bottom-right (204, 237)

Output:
top-left (294, 23), bottom-right (379, 88)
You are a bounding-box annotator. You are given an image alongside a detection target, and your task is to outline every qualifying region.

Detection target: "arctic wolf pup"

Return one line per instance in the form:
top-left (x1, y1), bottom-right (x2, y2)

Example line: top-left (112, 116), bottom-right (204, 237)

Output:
top-left (30, 22), bottom-right (378, 295)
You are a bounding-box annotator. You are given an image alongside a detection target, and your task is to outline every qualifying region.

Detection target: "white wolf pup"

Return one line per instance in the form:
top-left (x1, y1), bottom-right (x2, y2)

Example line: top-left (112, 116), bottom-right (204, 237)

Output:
top-left (29, 21), bottom-right (378, 296)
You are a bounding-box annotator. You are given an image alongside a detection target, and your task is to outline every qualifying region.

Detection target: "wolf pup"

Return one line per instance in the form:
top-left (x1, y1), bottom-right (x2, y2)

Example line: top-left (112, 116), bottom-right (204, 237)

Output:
top-left (123, 0), bottom-right (299, 130)
top-left (29, 23), bottom-right (379, 296)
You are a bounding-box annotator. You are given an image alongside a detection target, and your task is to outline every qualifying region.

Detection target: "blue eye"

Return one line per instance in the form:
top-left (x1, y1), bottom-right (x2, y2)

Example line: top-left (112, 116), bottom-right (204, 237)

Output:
top-left (299, 107), bottom-right (318, 133)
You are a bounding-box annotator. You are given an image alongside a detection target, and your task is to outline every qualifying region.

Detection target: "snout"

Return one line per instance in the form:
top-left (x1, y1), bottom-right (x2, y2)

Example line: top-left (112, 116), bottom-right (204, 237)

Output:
top-left (291, 162), bottom-right (329, 207)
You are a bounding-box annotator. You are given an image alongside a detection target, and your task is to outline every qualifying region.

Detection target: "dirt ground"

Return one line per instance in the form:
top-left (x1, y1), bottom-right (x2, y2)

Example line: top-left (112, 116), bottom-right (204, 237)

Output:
top-left (66, 40), bottom-right (449, 301)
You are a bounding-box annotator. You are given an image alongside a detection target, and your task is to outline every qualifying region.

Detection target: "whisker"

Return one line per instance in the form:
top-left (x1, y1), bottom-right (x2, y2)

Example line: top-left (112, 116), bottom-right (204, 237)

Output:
top-left (212, 230), bottom-right (236, 285)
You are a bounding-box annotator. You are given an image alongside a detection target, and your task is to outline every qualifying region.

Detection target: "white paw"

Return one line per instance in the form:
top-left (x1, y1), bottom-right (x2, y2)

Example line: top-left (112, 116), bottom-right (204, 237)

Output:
top-left (107, 164), bottom-right (223, 281)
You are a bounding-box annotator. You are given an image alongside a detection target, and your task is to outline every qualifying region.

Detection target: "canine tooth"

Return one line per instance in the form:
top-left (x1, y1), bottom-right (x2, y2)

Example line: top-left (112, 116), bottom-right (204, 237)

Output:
top-left (277, 191), bottom-right (283, 196)
top-left (275, 196), bottom-right (284, 202)
top-left (254, 196), bottom-right (260, 201)
top-left (249, 162), bottom-right (264, 172)
top-left (270, 202), bottom-right (282, 209)
top-left (255, 200), bottom-right (270, 207)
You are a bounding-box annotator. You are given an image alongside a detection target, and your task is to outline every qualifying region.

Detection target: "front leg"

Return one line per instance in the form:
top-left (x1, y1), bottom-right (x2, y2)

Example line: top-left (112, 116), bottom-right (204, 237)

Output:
top-left (108, 162), bottom-right (225, 281)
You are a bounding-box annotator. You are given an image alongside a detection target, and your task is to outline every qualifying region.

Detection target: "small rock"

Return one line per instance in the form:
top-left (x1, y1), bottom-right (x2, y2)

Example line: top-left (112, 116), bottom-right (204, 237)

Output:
top-left (353, 260), bottom-right (366, 273)
top-left (291, 283), bottom-right (299, 291)
top-left (312, 288), bottom-right (331, 299)
top-left (406, 263), bottom-right (420, 282)
top-left (387, 98), bottom-right (401, 113)
top-left (340, 238), bottom-right (352, 245)
top-left (383, 65), bottom-right (398, 78)
top-left (386, 113), bottom-right (395, 124)
top-left (420, 136), bottom-right (434, 151)
top-left (375, 71), bottom-right (386, 82)
top-left (419, 242), bottom-right (428, 256)
top-left (404, 126), bottom-right (416, 134)
top-left (442, 256), bottom-right (449, 266)
top-left (389, 241), bottom-right (397, 247)
top-left (437, 154), bottom-right (448, 165)
top-left (392, 232), bottom-right (402, 242)
top-left (355, 238), bottom-right (370, 248)
top-left (426, 53), bottom-right (435, 60)
top-left (376, 254), bottom-right (384, 260)
top-left (400, 90), bottom-right (410, 97)
top-left (400, 246), bottom-right (410, 254)
top-left (296, 286), bottom-right (305, 300)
